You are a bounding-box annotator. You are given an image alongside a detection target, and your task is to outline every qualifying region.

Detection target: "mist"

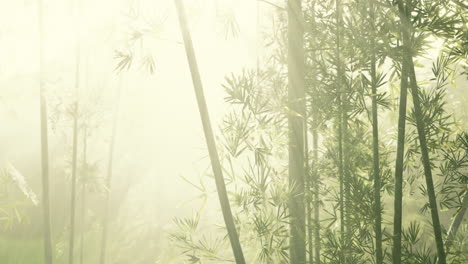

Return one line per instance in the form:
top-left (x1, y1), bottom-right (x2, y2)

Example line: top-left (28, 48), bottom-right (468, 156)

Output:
top-left (0, 0), bottom-right (467, 263)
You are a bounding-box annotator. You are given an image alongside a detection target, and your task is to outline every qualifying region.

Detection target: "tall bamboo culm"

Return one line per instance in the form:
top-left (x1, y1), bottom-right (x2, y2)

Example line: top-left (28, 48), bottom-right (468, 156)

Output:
top-left (309, 1), bottom-right (321, 263)
top-left (174, 1), bottom-right (246, 263)
top-left (38, 0), bottom-right (53, 263)
top-left (369, 0), bottom-right (383, 262)
top-left (287, 0), bottom-right (307, 263)
top-left (392, 40), bottom-right (409, 264)
top-left (334, 1), bottom-right (346, 261)
top-left (68, 0), bottom-right (81, 263)
top-left (99, 78), bottom-right (121, 264)
top-left (396, 0), bottom-right (446, 262)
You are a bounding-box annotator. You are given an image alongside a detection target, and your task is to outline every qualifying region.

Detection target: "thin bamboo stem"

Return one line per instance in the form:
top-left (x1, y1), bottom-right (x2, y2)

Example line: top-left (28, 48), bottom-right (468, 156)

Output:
top-left (174, 1), bottom-right (246, 263)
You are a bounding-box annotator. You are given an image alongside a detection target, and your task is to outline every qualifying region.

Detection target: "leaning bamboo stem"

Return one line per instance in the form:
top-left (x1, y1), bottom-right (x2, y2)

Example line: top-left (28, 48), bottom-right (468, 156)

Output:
top-left (174, 1), bottom-right (245, 263)
top-left (395, 0), bottom-right (446, 262)
top-left (408, 62), bottom-right (446, 264)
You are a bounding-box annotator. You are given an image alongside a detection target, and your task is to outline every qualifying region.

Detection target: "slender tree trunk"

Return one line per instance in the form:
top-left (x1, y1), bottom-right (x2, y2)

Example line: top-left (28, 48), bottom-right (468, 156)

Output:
top-left (303, 2), bottom-right (312, 261)
top-left (335, 1), bottom-right (346, 260)
top-left (68, 69), bottom-right (79, 264)
top-left (68, 1), bottom-right (80, 262)
top-left (303, 37), bottom-right (312, 262)
top-left (408, 61), bottom-right (446, 264)
top-left (370, 42), bottom-right (383, 264)
top-left (312, 128), bottom-right (320, 264)
top-left (287, 0), bottom-right (306, 263)
top-left (79, 181), bottom-right (86, 264)
top-left (99, 80), bottom-right (121, 264)
top-left (445, 191), bottom-right (468, 251)
top-left (342, 91), bottom-right (350, 257)
top-left (305, 122), bottom-right (313, 264)
top-left (310, 2), bottom-right (320, 262)
top-left (392, 39), bottom-right (409, 264)
top-left (340, 3), bottom-right (351, 255)
top-left (397, 1), bottom-right (446, 262)
top-left (369, 0), bottom-right (382, 262)
top-left (338, 123), bottom-right (345, 261)
top-left (173, 1), bottom-right (246, 263)
top-left (79, 127), bottom-right (87, 264)
top-left (38, 1), bottom-right (53, 263)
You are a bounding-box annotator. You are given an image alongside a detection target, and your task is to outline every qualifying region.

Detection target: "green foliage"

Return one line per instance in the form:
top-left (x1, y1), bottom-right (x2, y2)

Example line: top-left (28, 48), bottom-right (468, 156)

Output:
top-left (170, 0), bottom-right (467, 263)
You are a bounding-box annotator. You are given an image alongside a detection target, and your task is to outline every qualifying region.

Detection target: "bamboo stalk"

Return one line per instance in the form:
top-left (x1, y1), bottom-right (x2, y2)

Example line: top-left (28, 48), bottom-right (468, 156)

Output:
top-left (38, 0), bottom-right (53, 263)
top-left (305, 120), bottom-right (313, 264)
top-left (396, 0), bottom-right (446, 262)
top-left (310, 2), bottom-right (321, 263)
top-left (335, 1), bottom-right (346, 260)
top-left (287, 0), bottom-right (307, 263)
top-left (99, 78), bottom-right (121, 264)
top-left (173, 1), bottom-right (246, 263)
top-left (407, 61), bottom-right (446, 264)
top-left (79, 126), bottom-right (87, 264)
top-left (68, 0), bottom-right (81, 262)
top-left (369, 0), bottom-right (382, 262)
top-left (392, 47), bottom-right (409, 264)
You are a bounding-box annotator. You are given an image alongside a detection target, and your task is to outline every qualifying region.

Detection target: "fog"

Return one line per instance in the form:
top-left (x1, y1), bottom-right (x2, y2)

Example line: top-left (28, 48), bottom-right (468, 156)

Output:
top-left (1, 0), bottom-right (467, 263)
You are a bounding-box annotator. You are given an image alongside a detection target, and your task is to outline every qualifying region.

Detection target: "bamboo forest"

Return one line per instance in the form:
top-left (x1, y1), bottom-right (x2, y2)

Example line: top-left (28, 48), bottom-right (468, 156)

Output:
top-left (1, 0), bottom-right (467, 263)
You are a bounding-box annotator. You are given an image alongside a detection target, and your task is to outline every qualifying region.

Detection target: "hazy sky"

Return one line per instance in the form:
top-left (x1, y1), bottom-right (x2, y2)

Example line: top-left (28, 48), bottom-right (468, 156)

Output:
top-left (0, 0), bottom-right (273, 223)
